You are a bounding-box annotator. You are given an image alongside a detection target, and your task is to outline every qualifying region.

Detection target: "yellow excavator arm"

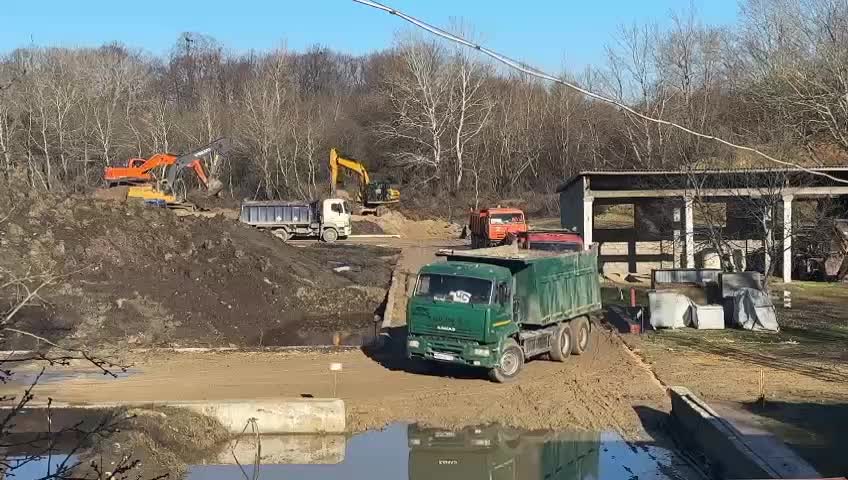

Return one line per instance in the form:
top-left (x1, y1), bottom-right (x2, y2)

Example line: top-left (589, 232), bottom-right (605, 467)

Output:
top-left (329, 148), bottom-right (370, 196)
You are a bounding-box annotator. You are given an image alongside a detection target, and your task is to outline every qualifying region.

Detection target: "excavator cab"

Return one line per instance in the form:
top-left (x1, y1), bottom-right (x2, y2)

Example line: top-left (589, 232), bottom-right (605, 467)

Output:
top-left (366, 180), bottom-right (400, 203)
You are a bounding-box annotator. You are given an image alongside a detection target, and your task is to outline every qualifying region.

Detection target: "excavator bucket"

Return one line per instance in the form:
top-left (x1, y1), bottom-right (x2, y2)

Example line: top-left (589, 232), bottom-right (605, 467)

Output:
top-left (206, 178), bottom-right (224, 197)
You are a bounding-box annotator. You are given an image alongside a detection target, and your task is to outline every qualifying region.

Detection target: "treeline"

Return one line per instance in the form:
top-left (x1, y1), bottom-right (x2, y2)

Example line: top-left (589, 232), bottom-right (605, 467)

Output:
top-left (0, 0), bottom-right (846, 213)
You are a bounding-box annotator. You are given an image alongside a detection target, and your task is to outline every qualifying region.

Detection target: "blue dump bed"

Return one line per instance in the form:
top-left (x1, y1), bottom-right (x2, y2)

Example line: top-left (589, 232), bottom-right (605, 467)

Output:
top-left (239, 200), bottom-right (316, 227)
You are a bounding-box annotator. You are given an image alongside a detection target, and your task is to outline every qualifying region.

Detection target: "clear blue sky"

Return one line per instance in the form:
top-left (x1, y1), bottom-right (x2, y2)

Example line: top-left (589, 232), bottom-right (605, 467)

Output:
top-left (1, 0), bottom-right (739, 71)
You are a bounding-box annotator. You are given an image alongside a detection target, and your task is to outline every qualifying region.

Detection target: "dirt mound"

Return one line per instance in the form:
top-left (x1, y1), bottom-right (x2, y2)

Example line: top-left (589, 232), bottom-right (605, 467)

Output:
top-left (352, 220), bottom-right (384, 235)
top-left (357, 210), bottom-right (463, 240)
top-left (0, 193), bottom-right (398, 349)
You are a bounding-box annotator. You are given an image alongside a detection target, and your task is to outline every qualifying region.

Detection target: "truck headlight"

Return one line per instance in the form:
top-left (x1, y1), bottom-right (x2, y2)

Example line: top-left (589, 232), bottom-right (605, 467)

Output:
top-left (471, 438), bottom-right (491, 446)
top-left (408, 340), bottom-right (420, 348)
top-left (472, 348), bottom-right (489, 357)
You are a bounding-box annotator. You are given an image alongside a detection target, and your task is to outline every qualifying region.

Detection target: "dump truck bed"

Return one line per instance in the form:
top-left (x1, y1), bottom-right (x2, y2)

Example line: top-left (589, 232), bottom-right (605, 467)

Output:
top-left (239, 200), bottom-right (317, 227)
top-left (439, 245), bottom-right (601, 327)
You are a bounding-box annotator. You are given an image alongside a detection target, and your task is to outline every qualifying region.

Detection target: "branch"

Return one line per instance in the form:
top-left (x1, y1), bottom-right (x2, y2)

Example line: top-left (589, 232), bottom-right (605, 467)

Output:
top-left (2, 328), bottom-right (128, 378)
top-left (352, 0), bottom-right (848, 185)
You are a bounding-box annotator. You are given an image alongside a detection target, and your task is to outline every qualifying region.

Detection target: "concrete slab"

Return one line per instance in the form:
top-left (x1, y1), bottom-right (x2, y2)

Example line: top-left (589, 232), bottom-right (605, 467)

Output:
top-left (711, 402), bottom-right (822, 480)
top-left (2, 398), bottom-right (346, 434)
top-left (669, 387), bottom-right (819, 479)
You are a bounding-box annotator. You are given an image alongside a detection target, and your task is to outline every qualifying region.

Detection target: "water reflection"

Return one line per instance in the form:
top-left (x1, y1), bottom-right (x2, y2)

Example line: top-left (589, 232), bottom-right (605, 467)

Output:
top-left (1, 421), bottom-right (696, 479)
top-left (187, 423), bottom-right (696, 480)
top-left (407, 425), bottom-right (600, 480)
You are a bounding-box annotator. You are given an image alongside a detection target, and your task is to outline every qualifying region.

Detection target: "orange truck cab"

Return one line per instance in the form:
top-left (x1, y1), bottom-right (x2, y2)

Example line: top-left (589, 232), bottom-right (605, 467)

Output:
top-left (468, 207), bottom-right (528, 248)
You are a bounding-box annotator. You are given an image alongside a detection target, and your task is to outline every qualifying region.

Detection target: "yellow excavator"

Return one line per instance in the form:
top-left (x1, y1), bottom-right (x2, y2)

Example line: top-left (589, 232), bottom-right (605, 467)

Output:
top-left (329, 148), bottom-right (400, 216)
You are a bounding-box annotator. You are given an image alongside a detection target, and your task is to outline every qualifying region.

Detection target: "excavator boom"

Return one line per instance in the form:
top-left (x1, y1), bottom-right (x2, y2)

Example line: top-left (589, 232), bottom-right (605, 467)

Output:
top-left (104, 153), bottom-right (178, 184)
top-left (329, 148), bottom-right (370, 195)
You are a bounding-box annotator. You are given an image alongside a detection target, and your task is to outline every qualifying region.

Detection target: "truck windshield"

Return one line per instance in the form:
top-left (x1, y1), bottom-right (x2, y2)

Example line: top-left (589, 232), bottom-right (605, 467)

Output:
top-left (415, 274), bottom-right (492, 305)
top-left (490, 213), bottom-right (523, 224)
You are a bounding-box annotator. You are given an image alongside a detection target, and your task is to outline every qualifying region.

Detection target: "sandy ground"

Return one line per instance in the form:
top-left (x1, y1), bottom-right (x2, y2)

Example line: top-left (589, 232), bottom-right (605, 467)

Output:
top-left (3, 326), bottom-right (669, 439)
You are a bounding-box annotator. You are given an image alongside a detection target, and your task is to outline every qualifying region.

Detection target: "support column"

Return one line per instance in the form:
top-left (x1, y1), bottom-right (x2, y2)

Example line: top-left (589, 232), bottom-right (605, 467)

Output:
top-left (684, 196), bottom-right (695, 268)
top-left (783, 195), bottom-right (793, 283)
top-left (764, 206), bottom-right (773, 278)
top-left (583, 196), bottom-right (594, 249)
top-left (673, 206), bottom-right (682, 268)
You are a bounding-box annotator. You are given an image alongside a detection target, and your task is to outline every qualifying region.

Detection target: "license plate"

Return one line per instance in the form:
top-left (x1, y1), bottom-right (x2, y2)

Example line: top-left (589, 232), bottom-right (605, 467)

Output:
top-left (433, 352), bottom-right (454, 361)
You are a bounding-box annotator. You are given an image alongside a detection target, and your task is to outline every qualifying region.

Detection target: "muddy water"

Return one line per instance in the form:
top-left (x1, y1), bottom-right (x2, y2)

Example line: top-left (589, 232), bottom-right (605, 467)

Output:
top-left (189, 423), bottom-right (703, 480)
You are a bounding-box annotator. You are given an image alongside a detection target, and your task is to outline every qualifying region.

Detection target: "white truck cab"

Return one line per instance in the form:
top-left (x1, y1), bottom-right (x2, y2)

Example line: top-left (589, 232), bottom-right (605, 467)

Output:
top-left (320, 198), bottom-right (352, 242)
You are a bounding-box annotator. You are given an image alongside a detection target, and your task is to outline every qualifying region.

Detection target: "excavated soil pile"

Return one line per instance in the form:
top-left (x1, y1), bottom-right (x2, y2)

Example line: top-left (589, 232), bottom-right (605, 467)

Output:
top-left (352, 220), bottom-right (384, 235)
top-left (357, 210), bottom-right (463, 239)
top-left (0, 193), bottom-right (398, 349)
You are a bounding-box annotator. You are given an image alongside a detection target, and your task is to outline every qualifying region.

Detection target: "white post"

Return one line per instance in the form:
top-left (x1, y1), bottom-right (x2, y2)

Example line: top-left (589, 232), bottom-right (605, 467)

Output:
top-left (783, 195), bottom-right (793, 283)
top-left (673, 207), bottom-right (682, 268)
top-left (764, 206), bottom-right (773, 278)
top-left (583, 196), bottom-right (594, 249)
top-left (684, 196), bottom-right (695, 268)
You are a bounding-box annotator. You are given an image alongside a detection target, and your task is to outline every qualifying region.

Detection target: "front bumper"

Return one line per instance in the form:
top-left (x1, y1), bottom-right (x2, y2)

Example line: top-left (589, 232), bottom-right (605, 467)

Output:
top-left (406, 334), bottom-right (498, 369)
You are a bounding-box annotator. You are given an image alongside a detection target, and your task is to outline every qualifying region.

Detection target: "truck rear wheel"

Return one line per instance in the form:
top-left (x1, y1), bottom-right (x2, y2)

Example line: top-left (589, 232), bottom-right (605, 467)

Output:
top-left (489, 339), bottom-right (523, 383)
top-left (322, 228), bottom-right (339, 243)
top-left (570, 316), bottom-right (590, 355)
top-left (549, 322), bottom-right (572, 362)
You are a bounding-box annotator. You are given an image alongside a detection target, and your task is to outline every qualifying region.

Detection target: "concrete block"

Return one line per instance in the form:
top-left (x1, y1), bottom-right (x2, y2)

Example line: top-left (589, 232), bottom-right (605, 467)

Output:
top-left (174, 399), bottom-right (346, 434)
top-left (691, 304), bottom-right (724, 329)
top-left (4, 398), bottom-right (346, 435)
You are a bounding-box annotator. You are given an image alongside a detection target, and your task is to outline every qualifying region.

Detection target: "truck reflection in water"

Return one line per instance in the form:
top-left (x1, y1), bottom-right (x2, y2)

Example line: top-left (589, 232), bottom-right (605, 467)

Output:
top-left (407, 425), bottom-right (600, 480)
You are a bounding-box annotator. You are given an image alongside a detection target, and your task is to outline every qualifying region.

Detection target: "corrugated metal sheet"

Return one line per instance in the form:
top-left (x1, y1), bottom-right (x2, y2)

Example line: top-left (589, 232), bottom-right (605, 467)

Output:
top-left (651, 269), bottom-right (721, 288)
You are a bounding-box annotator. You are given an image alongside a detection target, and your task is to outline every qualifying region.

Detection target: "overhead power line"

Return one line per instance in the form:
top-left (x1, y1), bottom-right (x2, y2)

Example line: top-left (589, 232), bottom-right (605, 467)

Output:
top-left (352, 0), bottom-right (848, 186)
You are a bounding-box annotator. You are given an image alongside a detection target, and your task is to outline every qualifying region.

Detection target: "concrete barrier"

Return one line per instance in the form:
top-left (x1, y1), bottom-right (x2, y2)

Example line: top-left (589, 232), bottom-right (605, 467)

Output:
top-left (3, 398), bottom-right (346, 434)
top-left (669, 386), bottom-right (819, 479)
top-left (175, 399), bottom-right (345, 434)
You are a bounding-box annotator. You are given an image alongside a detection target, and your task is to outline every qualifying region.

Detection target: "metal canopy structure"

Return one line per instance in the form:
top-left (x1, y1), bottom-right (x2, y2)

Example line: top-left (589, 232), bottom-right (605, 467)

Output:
top-left (558, 168), bottom-right (848, 282)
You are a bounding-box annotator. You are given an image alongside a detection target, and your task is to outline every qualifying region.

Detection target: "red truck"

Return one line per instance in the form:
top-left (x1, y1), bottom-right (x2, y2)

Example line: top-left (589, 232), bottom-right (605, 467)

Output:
top-left (468, 207), bottom-right (528, 248)
top-left (502, 230), bottom-right (584, 251)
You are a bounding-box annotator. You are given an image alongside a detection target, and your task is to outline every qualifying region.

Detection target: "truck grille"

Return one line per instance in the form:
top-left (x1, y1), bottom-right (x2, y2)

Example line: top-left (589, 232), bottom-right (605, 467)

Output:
top-left (413, 324), bottom-right (479, 341)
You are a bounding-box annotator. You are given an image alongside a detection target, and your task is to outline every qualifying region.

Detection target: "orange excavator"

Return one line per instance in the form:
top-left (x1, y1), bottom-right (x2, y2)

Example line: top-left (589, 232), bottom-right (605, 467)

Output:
top-left (103, 138), bottom-right (227, 204)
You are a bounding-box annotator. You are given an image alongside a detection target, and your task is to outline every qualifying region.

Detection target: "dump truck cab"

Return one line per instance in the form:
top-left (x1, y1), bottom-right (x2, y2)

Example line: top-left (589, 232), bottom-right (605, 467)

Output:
top-left (407, 245), bottom-right (601, 382)
top-left (469, 208), bottom-right (528, 248)
top-left (407, 261), bottom-right (517, 352)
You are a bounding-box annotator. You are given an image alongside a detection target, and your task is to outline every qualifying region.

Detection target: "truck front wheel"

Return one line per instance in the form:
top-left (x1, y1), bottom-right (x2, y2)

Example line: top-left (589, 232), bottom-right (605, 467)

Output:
top-left (322, 228), bottom-right (339, 243)
top-left (489, 339), bottom-right (524, 383)
top-left (549, 322), bottom-right (572, 362)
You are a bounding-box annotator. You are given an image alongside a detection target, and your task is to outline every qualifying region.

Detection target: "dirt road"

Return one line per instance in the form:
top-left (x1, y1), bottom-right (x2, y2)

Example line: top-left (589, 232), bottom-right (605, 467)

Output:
top-left (5, 327), bottom-right (669, 439)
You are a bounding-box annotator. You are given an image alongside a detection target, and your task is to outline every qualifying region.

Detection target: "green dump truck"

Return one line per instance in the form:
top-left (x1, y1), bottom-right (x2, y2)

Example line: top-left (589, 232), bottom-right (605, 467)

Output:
top-left (407, 424), bottom-right (600, 480)
top-left (406, 245), bottom-right (601, 382)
